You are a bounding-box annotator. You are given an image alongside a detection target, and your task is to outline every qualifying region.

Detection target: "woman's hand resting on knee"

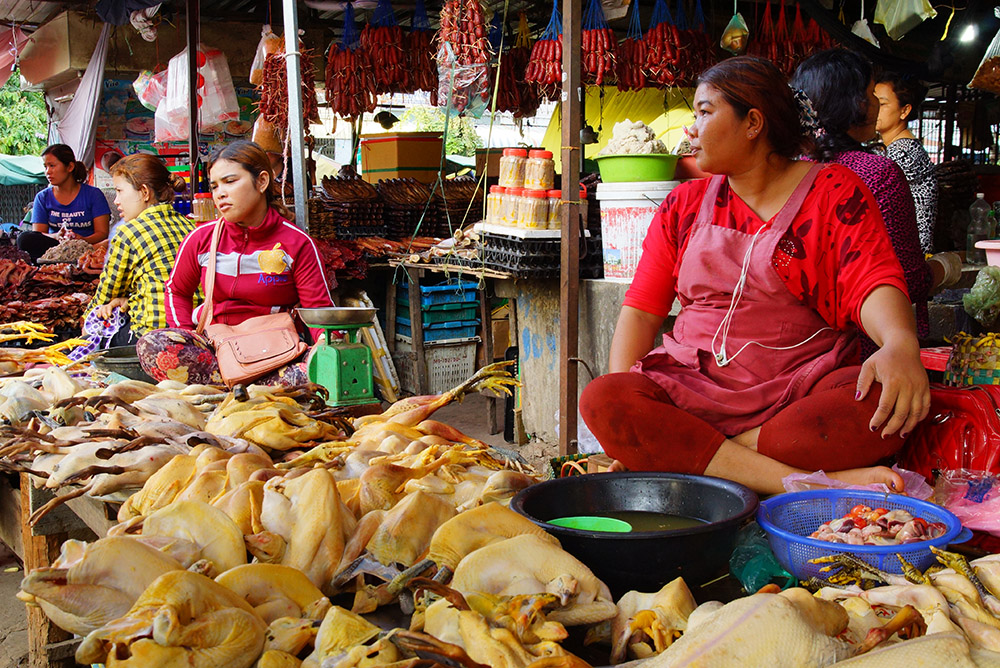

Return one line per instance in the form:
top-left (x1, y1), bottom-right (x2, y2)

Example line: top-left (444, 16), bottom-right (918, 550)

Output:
top-left (856, 337), bottom-right (930, 440)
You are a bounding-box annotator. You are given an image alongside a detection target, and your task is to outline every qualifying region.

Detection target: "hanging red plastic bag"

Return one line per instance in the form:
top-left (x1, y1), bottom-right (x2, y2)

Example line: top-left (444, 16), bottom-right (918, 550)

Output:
top-left (970, 9), bottom-right (1000, 94)
top-left (874, 0), bottom-right (936, 41)
top-left (133, 69), bottom-right (167, 112)
top-left (250, 25), bottom-right (282, 85)
top-left (720, 12), bottom-right (749, 55)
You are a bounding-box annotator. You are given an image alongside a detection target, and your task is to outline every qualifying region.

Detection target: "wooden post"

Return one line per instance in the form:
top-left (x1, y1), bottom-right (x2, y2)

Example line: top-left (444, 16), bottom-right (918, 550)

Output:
top-left (559, 0), bottom-right (582, 456)
top-left (186, 0), bottom-right (200, 204)
top-left (479, 285), bottom-right (498, 434)
top-left (20, 474), bottom-right (74, 668)
top-left (406, 267), bottom-right (428, 394)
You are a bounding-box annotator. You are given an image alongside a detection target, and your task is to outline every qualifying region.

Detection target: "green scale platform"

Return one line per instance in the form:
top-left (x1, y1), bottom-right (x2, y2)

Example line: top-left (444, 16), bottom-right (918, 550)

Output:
top-left (297, 307), bottom-right (376, 406)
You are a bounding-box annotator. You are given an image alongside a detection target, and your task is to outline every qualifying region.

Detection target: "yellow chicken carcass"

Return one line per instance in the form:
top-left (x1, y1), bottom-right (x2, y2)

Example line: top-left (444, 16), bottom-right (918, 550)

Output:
top-left (213, 480), bottom-right (267, 535)
top-left (117, 444), bottom-right (226, 521)
top-left (259, 469), bottom-right (351, 590)
top-left (301, 605), bottom-right (381, 668)
top-left (604, 577), bottom-right (697, 663)
top-left (450, 534), bottom-right (617, 626)
top-left (142, 499), bottom-right (248, 572)
top-left (829, 632), bottom-right (978, 667)
top-left (17, 536), bottom-right (183, 635)
top-left (133, 394), bottom-right (208, 429)
top-left (76, 570), bottom-right (266, 668)
top-left (206, 394), bottom-right (344, 451)
top-left (641, 588), bottom-right (851, 667)
top-left (367, 491), bottom-right (456, 568)
top-left (261, 617), bottom-right (319, 657)
top-left (216, 564), bottom-right (331, 624)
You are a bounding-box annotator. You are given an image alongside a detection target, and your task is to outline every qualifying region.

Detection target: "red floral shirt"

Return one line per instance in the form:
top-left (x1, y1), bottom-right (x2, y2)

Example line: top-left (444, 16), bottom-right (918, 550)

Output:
top-left (624, 164), bottom-right (909, 333)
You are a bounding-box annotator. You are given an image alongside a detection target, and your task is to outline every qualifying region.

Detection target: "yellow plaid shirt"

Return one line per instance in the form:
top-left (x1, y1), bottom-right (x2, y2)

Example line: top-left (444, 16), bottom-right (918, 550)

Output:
top-left (87, 203), bottom-right (196, 335)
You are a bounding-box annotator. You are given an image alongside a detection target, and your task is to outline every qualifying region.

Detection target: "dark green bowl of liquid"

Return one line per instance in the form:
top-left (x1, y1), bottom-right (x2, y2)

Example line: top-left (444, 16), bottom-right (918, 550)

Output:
top-left (511, 472), bottom-right (758, 598)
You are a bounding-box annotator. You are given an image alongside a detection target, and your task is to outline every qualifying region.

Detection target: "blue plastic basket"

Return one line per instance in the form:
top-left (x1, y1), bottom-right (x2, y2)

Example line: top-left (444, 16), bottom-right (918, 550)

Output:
top-left (757, 490), bottom-right (969, 581)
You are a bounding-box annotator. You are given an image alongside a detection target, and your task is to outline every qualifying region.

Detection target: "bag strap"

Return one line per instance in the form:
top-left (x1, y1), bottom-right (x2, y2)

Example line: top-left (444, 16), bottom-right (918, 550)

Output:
top-left (196, 219), bottom-right (225, 335)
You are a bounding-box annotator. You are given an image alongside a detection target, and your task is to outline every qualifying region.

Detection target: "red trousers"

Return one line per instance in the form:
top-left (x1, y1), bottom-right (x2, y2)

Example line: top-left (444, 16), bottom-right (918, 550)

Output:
top-left (579, 367), bottom-right (905, 474)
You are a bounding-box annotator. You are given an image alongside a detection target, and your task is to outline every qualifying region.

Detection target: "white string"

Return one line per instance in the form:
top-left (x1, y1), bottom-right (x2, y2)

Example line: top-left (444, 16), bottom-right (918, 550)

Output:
top-left (710, 225), bottom-right (832, 367)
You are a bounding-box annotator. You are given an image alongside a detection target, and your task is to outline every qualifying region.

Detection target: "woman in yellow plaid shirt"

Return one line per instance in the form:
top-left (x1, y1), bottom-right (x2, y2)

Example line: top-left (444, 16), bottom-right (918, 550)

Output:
top-left (87, 154), bottom-right (196, 345)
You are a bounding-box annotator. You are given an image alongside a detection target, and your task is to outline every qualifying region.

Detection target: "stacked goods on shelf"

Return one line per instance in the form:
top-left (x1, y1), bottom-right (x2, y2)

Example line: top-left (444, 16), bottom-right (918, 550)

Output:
top-left (431, 177), bottom-right (485, 238)
top-left (394, 279), bottom-right (481, 394)
top-left (376, 178), bottom-right (438, 240)
top-left (310, 175), bottom-right (386, 240)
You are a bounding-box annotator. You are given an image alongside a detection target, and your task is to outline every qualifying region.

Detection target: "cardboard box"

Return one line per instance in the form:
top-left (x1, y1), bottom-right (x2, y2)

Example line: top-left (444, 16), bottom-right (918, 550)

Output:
top-left (475, 148), bottom-right (505, 179)
top-left (360, 132), bottom-right (443, 184)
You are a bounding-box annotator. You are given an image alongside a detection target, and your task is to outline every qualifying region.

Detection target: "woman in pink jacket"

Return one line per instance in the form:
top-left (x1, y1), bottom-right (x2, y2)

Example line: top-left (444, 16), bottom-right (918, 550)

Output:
top-left (138, 141), bottom-right (333, 385)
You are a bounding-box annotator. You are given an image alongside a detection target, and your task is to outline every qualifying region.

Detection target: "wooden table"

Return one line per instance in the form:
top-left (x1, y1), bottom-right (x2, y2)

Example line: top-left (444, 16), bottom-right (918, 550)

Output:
top-left (1, 474), bottom-right (116, 668)
top-left (386, 261), bottom-right (515, 436)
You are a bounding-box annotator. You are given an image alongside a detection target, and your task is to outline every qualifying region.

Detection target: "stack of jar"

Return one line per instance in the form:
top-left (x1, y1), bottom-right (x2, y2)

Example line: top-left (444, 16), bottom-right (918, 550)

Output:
top-left (488, 148), bottom-right (559, 229)
top-left (192, 193), bottom-right (220, 222)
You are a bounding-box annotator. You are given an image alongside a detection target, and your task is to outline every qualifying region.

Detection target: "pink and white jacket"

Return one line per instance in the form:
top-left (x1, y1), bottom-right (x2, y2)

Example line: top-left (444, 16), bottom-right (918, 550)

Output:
top-left (165, 208), bottom-right (333, 339)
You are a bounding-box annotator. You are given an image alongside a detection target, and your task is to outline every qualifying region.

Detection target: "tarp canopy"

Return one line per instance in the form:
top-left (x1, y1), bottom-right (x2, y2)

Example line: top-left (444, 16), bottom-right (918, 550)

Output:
top-left (541, 86), bottom-right (695, 172)
top-left (0, 154), bottom-right (46, 186)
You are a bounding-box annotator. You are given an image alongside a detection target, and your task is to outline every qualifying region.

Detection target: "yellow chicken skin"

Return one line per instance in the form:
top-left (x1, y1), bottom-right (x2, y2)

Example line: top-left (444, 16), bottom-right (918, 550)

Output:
top-left (77, 570), bottom-right (266, 667)
top-left (117, 445), bottom-right (228, 521)
top-left (606, 577), bottom-right (698, 663)
top-left (301, 605), bottom-right (381, 668)
top-left (450, 534), bottom-right (617, 626)
top-left (260, 469), bottom-right (349, 590)
top-left (213, 480), bottom-right (267, 535)
top-left (18, 536), bottom-right (184, 636)
top-left (367, 491), bottom-right (456, 568)
top-left (216, 564), bottom-right (331, 624)
top-left (142, 500), bottom-right (248, 573)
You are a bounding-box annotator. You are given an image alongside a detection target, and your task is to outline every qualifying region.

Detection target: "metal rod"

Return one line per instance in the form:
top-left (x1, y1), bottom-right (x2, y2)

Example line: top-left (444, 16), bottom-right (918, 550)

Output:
top-left (186, 0), bottom-right (200, 203)
top-left (283, 0), bottom-right (309, 228)
top-left (559, 0), bottom-right (582, 457)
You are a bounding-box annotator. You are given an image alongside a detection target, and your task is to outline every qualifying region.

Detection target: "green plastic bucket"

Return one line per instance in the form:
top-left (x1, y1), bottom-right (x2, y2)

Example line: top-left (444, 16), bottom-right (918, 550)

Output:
top-left (595, 154), bottom-right (679, 182)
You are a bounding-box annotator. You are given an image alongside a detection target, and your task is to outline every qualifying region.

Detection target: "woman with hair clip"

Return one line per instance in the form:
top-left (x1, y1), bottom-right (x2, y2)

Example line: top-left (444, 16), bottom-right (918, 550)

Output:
top-left (19, 144), bottom-right (111, 262)
top-left (137, 140), bottom-right (333, 385)
top-left (84, 153), bottom-right (196, 346)
top-left (877, 72), bottom-right (939, 254)
top-left (791, 50), bottom-right (953, 362)
top-left (579, 56), bottom-right (929, 495)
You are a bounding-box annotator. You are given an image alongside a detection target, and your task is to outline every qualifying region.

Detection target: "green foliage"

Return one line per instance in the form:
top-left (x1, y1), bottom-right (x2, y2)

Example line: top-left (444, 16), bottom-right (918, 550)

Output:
top-left (0, 69), bottom-right (47, 155)
top-left (399, 106), bottom-right (483, 157)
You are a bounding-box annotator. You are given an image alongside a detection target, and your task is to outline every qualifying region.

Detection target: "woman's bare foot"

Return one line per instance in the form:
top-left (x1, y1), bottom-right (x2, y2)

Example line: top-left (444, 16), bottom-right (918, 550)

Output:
top-left (827, 466), bottom-right (905, 493)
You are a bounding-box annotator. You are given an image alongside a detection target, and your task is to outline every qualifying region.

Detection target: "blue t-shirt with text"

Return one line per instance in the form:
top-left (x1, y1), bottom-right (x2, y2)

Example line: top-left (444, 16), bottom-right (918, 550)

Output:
top-left (31, 184), bottom-right (111, 237)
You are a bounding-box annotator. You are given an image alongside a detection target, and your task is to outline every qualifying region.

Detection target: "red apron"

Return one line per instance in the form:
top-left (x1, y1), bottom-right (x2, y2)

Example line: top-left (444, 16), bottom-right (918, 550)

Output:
top-left (634, 164), bottom-right (858, 435)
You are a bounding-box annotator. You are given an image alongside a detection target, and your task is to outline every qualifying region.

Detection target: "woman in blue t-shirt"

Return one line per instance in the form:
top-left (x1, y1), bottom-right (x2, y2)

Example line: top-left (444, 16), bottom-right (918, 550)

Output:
top-left (19, 144), bottom-right (111, 263)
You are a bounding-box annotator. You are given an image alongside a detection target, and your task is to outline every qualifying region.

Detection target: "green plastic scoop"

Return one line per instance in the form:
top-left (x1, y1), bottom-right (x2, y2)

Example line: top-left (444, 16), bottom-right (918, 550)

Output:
top-left (547, 516), bottom-right (632, 532)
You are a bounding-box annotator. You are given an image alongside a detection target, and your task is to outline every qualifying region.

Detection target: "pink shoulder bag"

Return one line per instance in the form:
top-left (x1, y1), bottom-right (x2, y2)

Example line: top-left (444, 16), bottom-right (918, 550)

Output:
top-left (195, 219), bottom-right (307, 387)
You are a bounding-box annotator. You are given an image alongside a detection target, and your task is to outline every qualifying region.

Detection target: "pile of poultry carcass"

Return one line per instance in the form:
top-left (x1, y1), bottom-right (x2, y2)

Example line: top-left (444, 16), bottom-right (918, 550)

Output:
top-left (19, 358), bottom-right (1000, 668)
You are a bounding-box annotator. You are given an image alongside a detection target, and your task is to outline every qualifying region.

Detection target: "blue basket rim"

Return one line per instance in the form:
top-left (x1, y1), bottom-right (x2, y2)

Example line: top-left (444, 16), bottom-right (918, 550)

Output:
top-left (757, 489), bottom-right (963, 554)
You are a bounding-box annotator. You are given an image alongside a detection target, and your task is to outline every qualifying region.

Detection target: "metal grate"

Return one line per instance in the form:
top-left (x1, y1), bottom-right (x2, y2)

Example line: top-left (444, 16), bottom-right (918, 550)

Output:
top-left (917, 85), bottom-right (1000, 165)
top-left (0, 184), bottom-right (43, 227)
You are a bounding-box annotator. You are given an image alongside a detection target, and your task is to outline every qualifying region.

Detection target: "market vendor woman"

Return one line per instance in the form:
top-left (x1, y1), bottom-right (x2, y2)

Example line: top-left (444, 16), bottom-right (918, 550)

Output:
top-left (579, 57), bottom-right (930, 495)
top-left (85, 154), bottom-right (195, 345)
top-left (19, 144), bottom-right (111, 262)
top-left (138, 140), bottom-right (333, 385)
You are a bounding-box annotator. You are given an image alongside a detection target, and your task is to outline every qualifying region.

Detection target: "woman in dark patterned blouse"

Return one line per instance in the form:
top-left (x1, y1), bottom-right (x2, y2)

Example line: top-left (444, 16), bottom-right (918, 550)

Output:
top-left (876, 73), bottom-right (939, 255)
top-left (792, 49), bottom-right (932, 360)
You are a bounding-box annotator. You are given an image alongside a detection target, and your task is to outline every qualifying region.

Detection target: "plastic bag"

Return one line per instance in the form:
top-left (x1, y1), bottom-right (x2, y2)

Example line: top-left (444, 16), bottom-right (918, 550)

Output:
top-left (851, 18), bottom-right (880, 47)
top-left (730, 522), bottom-right (796, 593)
top-left (934, 469), bottom-right (1000, 536)
top-left (963, 266), bottom-right (1000, 326)
top-left (436, 42), bottom-right (490, 117)
top-left (156, 44), bottom-right (239, 142)
top-left (250, 25), bottom-right (282, 85)
top-left (874, 0), bottom-right (936, 41)
top-left (553, 409), bottom-right (604, 454)
top-left (133, 69), bottom-right (167, 112)
top-left (782, 465), bottom-right (933, 499)
top-left (970, 9), bottom-right (1000, 94)
top-left (720, 12), bottom-right (749, 55)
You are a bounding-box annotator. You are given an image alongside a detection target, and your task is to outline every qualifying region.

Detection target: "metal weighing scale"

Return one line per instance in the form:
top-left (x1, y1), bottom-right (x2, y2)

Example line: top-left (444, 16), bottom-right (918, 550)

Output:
top-left (296, 307), bottom-right (376, 406)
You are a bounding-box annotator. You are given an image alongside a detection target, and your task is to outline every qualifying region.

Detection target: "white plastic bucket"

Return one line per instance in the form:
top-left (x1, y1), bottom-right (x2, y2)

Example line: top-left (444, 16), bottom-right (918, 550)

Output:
top-left (595, 180), bottom-right (679, 282)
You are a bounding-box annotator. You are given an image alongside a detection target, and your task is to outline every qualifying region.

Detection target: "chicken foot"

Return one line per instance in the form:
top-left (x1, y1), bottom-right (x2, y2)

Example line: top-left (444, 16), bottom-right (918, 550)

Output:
top-left (856, 604), bottom-right (927, 654)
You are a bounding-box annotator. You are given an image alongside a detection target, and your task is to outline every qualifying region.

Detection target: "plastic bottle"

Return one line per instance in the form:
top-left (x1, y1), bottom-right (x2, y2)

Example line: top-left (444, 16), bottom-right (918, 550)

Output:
top-left (967, 193), bottom-right (993, 264)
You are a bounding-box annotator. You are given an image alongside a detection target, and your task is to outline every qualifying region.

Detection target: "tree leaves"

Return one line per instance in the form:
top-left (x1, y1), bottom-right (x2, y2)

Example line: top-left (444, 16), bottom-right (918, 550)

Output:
top-left (0, 69), bottom-right (46, 156)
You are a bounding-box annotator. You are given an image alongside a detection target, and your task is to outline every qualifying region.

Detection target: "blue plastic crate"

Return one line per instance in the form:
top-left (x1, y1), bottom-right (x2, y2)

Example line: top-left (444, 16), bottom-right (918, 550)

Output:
top-left (396, 316), bottom-right (480, 342)
top-left (395, 300), bottom-right (480, 324)
top-left (399, 280), bottom-right (479, 306)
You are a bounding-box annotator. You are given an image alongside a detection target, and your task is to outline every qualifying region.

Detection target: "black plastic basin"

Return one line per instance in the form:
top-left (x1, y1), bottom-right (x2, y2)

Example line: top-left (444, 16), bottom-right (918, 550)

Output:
top-left (510, 472), bottom-right (758, 597)
top-left (92, 345), bottom-right (157, 384)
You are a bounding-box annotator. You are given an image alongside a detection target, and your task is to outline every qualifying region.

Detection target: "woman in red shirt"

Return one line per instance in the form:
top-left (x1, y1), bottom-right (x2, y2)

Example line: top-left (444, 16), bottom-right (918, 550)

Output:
top-left (579, 57), bottom-right (929, 494)
top-left (137, 141), bottom-right (333, 385)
